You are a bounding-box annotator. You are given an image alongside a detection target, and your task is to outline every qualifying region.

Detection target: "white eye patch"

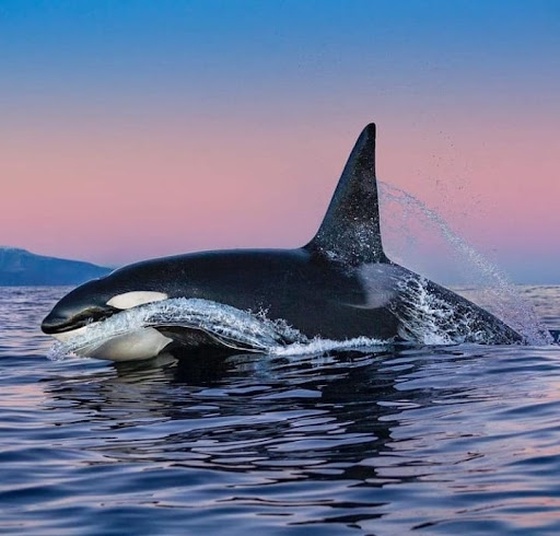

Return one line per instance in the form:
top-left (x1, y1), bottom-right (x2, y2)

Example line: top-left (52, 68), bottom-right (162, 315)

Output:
top-left (106, 291), bottom-right (168, 310)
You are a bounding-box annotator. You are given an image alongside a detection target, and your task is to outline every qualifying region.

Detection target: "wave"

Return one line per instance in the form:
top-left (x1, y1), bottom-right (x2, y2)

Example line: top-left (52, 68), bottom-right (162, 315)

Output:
top-left (47, 298), bottom-right (390, 361)
top-left (48, 290), bottom-right (553, 362)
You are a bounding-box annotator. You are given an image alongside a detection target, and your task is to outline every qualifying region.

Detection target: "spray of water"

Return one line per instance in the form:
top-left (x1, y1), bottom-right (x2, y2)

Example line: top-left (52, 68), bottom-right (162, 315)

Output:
top-left (379, 181), bottom-right (552, 345)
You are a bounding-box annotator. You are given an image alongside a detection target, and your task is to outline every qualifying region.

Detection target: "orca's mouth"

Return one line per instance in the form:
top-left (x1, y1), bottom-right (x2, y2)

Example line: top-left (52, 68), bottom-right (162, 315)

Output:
top-left (41, 306), bottom-right (117, 335)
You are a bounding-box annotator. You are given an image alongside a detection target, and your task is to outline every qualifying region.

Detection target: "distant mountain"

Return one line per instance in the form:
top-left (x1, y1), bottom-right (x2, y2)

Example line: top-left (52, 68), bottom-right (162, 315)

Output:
top-left (0, 247), bottom-right (112, 286)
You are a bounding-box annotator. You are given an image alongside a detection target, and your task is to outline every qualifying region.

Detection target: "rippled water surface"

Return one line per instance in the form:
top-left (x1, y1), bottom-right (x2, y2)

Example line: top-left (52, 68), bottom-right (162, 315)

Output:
top-left (2, 286), bottom-right (560, 535)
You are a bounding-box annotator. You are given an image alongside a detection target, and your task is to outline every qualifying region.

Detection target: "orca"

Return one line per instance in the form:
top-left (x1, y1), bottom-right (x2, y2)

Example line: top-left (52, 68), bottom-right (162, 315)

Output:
top-left (41, 123), bottom-right (522, 360)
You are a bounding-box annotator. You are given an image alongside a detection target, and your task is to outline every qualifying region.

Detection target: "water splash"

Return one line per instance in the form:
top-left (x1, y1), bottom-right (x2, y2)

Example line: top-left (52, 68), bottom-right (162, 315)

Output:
top-left (393, 274), bottom-right (473, 345)
top-left (379, 181), bottom-right (551, 345)
top-left (47, 299), bottom-right (298, 359)
top-left (391, 273), bottom-right (520, 345)
top-left (48, 298), bottom-right (388, 361)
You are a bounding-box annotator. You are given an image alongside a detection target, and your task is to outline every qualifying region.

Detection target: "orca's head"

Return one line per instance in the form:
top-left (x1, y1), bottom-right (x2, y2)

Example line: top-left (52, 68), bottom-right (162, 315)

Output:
top-left (40, 265), bottom-right (177, 361)
top-left (41, 270), bottom-right (170, 342)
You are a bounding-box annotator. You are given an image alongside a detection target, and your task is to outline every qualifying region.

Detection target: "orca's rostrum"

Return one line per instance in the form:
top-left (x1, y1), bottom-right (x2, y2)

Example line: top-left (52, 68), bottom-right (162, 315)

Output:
top-left (42, 124), bottom-right (522, 361)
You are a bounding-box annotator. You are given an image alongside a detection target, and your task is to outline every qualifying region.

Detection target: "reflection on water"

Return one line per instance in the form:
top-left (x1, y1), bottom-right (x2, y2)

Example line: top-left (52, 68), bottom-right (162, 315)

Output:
top-left (1, 287), bottom-right (560, 535)
top-left (38, 345), bottom-right (560, 534)
top-left (47, 349), bottom-right (404, 470)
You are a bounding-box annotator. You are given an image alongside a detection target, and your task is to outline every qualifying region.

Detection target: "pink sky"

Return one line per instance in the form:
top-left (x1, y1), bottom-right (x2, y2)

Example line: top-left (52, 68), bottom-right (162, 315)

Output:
top-left (1, 109), bottom-right (558, 283)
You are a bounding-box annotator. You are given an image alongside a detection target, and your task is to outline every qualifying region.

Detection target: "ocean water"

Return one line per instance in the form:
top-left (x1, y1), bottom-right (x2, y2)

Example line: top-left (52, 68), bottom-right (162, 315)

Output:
top-left (1, 286), bottom-right (560, 535)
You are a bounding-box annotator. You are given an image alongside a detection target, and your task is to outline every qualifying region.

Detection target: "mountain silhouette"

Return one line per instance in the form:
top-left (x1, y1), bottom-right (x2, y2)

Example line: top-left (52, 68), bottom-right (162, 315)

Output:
top-left (0, 247), bottom-right (111, 286)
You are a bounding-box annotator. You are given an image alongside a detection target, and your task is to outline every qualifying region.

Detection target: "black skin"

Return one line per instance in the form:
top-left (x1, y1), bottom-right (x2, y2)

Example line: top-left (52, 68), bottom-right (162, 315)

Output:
top-left (41, 246), bottom-right (523, 345)
top-left (42, 247), bottom-right (401, 341)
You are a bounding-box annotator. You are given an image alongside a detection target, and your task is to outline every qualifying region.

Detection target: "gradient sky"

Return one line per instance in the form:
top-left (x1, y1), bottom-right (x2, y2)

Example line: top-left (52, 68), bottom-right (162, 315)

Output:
top-left (1, 0), bottom-right (559, 283)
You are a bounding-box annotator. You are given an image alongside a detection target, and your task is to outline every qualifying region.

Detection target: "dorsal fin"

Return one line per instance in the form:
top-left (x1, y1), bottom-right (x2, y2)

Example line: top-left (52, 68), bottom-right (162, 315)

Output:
top-left (305, 123), bottom-right (388, 266)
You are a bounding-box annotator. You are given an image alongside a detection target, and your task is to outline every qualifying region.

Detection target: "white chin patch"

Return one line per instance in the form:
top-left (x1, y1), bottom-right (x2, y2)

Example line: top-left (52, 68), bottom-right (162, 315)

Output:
top-left (106, 291), bottom-right (168, 310)
top-left (81, 328), bottom-right (173, 362)
top-left (57, 326), bottom-right (173, 362)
